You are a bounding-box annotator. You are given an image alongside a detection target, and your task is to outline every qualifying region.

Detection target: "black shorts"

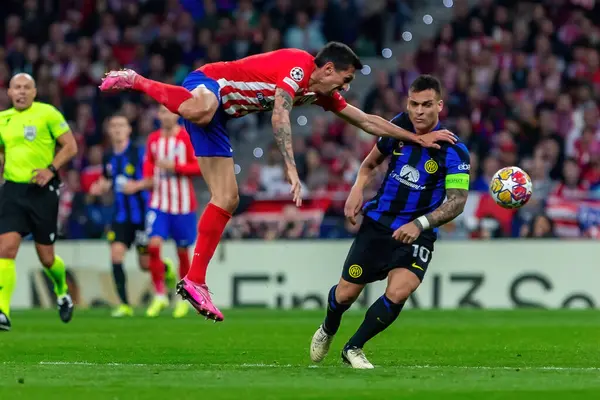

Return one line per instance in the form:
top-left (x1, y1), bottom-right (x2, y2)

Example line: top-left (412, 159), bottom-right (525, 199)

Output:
top-left (341, 217), bottom-right (435, 284)
top-left (0, 180), bottom-right (60, 245)
top-left (108, 222), bottom-right (148, 253)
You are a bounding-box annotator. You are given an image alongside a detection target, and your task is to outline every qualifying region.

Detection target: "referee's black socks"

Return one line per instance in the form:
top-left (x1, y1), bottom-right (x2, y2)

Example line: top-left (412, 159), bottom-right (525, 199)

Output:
top-left (322, 285), bottom-right (352, 335)
top-left (112, 263), bottom-right (129, 305)
top-left (346, 295), bottom-right (404, 349)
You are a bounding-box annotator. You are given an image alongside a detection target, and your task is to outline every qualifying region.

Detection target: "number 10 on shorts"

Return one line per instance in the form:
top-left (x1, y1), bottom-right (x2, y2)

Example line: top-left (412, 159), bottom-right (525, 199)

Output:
top-left (412, 244), bottom-right (431, 263)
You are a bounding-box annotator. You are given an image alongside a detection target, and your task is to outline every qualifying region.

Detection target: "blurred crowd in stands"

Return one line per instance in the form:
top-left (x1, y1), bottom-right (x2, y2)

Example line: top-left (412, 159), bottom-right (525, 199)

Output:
top-left (2, 0), bottom-right (600, 240)
top-left (233, 0), bottom-right (600, 240)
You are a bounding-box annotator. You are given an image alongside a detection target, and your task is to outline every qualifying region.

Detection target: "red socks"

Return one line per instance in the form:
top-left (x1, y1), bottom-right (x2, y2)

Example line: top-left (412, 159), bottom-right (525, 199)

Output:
top-left (177, 248), bottom-right (191, 279)
top-left (133, 76), bottom-right (193, 114)
top-left (186, 203), bottom-right (232, 285)
top-left (147, 246), bottom-right (166, 295)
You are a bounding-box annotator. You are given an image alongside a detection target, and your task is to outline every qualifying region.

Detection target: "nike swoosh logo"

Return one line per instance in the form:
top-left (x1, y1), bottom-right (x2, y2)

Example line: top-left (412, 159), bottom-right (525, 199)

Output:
top-left (412, 262), bottom-right (424, 271)
top-left (376, 317), bottom-right (386, 324)
top-left (393, 150), bottom-right (403, 156)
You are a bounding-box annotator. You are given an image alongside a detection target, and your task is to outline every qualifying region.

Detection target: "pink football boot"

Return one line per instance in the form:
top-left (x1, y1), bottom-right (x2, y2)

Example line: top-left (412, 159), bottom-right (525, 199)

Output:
top-left (176, 278), bottom-right (224, 322)
top-left (99, 69), bottom-right (138, 91)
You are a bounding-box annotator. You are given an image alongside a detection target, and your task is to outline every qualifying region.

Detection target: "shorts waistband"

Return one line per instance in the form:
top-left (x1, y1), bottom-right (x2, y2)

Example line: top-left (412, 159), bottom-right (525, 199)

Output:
top-left (3, 180), bottom-right (60, 193)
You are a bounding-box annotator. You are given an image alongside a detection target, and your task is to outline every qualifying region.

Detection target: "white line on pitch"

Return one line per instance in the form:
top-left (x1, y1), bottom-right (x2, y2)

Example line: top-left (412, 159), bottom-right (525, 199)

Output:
top-left (22, 361), bottom-right (600, 371)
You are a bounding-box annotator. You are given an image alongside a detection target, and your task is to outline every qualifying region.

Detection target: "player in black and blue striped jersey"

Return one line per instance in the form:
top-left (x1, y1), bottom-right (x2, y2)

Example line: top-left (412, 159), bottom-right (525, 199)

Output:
top-left (90, 114), bottom-right (175, 317)
top-left (310, 75), bottom-right (470, 369)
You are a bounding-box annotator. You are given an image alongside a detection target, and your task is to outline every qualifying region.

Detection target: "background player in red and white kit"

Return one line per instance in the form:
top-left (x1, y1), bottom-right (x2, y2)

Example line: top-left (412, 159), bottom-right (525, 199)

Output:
top-left (100, 42), bottom-right (457, 322)
top-left (126, 106), bottom-right (201, 319)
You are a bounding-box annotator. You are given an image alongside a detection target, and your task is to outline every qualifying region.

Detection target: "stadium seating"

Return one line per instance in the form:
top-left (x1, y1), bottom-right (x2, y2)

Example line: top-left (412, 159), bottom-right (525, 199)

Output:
top-left (2, 0), bottom-right (600, 239)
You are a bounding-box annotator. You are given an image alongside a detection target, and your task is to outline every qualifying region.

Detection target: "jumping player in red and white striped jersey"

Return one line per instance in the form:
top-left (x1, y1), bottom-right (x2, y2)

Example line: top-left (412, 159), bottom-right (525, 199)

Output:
top-left (100, 42), bottom-right (457, 322)
top-left (127, 106), bottom-right (201, 318)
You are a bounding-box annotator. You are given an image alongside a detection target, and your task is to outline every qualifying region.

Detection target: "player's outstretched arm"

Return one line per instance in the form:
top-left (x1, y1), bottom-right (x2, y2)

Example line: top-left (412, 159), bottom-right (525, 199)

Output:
top-left (335, 105), bottom-right (456, 148)
top-left (272, 87), bottom-right (302, 206)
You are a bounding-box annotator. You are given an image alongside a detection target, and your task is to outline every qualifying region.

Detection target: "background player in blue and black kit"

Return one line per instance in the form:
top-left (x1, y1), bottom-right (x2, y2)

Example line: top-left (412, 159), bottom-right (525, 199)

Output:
top-left (90, 113), bottom-right (174, 317)
top-left (310, 75), bottom-right (470, 369)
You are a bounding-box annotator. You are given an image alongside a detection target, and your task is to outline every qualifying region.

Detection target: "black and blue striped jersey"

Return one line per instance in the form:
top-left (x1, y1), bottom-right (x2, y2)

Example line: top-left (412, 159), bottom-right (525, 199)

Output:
top-left (102, 142), bottom-right (148, 225)
top-left (363, 113), bottom-right (470, 237)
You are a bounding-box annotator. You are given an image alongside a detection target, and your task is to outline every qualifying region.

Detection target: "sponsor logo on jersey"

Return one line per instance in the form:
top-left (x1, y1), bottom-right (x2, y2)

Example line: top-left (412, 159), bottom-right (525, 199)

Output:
top-left (390, 165), bottom-right (426, 190)
top-left (458, 163), bottom-right (470, 171)
top-left (400, 165), bottom-right (420, 183)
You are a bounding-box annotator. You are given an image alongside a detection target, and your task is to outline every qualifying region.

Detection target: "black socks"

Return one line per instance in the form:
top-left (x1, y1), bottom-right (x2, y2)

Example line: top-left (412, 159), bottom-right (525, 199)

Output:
top-left (346, 295), bottom-right (404, 349)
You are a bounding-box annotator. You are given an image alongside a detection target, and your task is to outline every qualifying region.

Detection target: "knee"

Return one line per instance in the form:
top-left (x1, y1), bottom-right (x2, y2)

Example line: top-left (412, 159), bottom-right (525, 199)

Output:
top-left (211, 192), bottom-right (239, 214)
top-left (147, 239), bottom-right (162, 256)
top-left (138, 254), bottom-right (150, 271)
top-left (385, 282), bottom-right (418, 304)
top-left (336, 280), bottom-right (363, 305)
top-left (0, 234), bottom-right (20, 259)
top-left (0, 243), bottom-right (18, 260)
top-left (39, 253), bottom-right (55, 269)
top-left (110, 244), bottom-right (126, 264)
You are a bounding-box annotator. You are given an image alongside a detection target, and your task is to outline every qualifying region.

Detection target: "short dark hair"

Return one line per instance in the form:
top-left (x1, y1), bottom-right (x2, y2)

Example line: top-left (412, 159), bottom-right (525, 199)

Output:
top-left (315, 42), bottom-right (363, 71)
top-left (409, 75), bottom-right (443, 97)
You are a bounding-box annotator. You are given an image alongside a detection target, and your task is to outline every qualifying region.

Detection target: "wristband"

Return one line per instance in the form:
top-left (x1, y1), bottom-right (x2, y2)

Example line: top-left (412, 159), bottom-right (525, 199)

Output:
top-left (416, 215), bottom-right (430, 230)
top-left (48, 164), bottom-right (57, 175)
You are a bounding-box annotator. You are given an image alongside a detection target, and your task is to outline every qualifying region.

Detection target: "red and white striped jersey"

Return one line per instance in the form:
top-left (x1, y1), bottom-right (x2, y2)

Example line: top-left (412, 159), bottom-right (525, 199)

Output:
top-left (143, 127), bottom-right (201, 214)
top-left (198, 48), bottom-right (348, 118)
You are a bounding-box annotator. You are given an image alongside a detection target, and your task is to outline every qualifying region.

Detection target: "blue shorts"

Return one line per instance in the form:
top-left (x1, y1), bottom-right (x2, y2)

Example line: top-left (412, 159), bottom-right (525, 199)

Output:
top-left (146, 209), bottom-right (197, 248)
top-left (181, 71), bottom-right (232, 157)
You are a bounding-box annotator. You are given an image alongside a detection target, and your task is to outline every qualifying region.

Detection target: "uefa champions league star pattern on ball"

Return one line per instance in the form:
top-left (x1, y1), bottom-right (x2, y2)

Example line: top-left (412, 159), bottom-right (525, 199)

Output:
top-left (489, 166), bottom-right (533, 209)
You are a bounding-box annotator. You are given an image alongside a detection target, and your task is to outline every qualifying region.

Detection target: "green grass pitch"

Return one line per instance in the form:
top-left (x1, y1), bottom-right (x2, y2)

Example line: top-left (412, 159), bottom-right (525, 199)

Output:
top-left (1, 309), bottom-right (599, 399)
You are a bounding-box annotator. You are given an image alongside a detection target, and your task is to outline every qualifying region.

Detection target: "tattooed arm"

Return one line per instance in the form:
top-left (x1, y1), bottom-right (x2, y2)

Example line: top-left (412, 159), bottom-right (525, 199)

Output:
top-left (393, 188), bottom-right (468, 243)
top-left (393, 144), bottom-right (471, 243)
top-left (271, 88), bottom-right (295, 167)
top-left (415, 189), bottom-right (469, 230)
top-left (271, 87), bottom-right (302, 206)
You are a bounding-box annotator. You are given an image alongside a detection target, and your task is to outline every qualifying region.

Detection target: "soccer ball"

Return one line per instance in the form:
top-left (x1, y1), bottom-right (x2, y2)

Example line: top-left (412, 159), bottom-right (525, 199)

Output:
top-left (489, 166), bottom-right (533, 209)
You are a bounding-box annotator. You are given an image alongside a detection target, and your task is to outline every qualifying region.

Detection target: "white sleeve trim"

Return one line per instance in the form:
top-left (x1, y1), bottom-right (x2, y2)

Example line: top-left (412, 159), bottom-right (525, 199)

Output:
top-left (282, 77), bottom-right (299, 92)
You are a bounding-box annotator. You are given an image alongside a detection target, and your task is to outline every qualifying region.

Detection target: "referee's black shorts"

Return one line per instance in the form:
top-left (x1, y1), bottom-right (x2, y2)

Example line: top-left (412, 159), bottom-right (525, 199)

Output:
top-left (0, 180), bottom-right (60, 245)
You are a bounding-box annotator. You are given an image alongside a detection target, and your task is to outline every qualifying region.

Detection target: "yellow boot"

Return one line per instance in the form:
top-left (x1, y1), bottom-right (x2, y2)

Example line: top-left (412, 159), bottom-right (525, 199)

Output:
top-left (111, 304), bottom-right (134, 318)
top-left (173, 300), bottom-right (190, 319)
top-left (146, 296), bottom-right (169, 317)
